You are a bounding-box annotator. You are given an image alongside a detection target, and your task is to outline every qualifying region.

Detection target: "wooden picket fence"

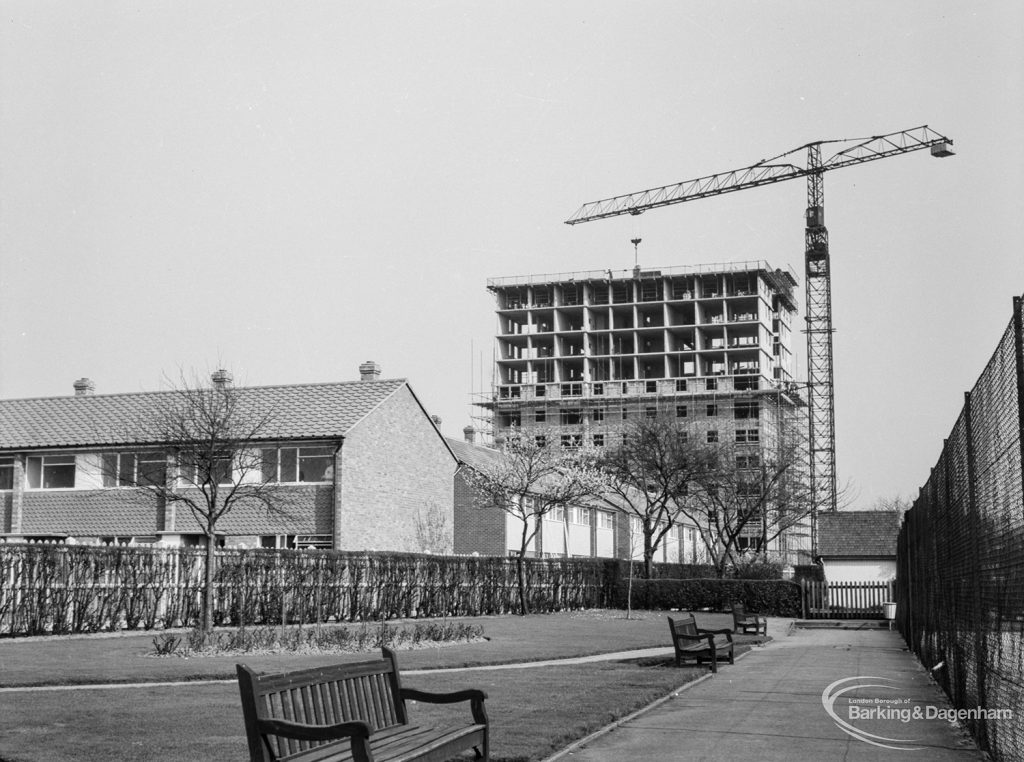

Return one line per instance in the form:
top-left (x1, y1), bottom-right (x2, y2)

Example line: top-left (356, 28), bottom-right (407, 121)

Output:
top-left (801, 579), bottom-right (895, 619)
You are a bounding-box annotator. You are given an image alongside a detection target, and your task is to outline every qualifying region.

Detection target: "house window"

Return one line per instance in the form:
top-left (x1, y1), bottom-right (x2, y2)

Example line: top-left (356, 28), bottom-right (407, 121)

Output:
top-left (706, 404), bottom-right (718, 416)
top-left (26, 454), bottom-right (76, 489)
top-left (678, 431), bottom-right (689, 443)
top-left (551, 505), bottom-right (566, 522)
top-left (535, 435), bottom-right (547, 447)
top-left (593, 383), bottom-right (604, 396)
top-left (676, 405), bottom-right (687, 418)
top-left (597, 511), bottom-right (614, 530)
top-left (646, 381), bottom-right (657, 393)
top-left (706, 430), bottom-right (719, 443)
top-left (593, 434), bottom-right (605, 448)
top-left (570, 506), bottom-right (591, 525)
top-left (102, 452), bottom-right (166, 488)
top-left (736, 535), bottom-right (764, 552)
top-left (593, 408), bottom-right (605, 422)
top-left (180, 451), bottom-right (234, 486)
top-left (676, 379), bottom-right (687, 392)
top-left (736, 429), bottom-right (760, 444)
top-left (706, 378), bottom-right (718, 391)
top-left (0, 458), bottom-right (13, 490)
top-left (262, 446), bottom-right (333, 483)
top-left (535, 409), bottom-right (547, 423)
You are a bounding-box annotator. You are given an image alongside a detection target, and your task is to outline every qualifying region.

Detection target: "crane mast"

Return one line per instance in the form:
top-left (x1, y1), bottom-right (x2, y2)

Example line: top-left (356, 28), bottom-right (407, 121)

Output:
top-left (565, 126), bottom-right (953, 546)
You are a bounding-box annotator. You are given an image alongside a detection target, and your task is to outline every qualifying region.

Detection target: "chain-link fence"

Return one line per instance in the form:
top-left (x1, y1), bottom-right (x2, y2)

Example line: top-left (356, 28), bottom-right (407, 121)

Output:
top-left (896, 294), bottom-right (1024, 762)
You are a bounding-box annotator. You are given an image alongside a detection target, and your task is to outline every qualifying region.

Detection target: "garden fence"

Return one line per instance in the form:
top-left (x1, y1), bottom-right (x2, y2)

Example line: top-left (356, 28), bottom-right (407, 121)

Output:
top-left (896, 293), bottom-right (1024, 762)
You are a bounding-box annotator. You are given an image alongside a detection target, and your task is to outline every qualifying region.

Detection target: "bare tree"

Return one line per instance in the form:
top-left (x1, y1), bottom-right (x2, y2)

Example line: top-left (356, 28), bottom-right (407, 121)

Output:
top-left (106, 370), bottom-right (282, 635)
top-left (598, 416), bottom-right (717, 579)
top-left (414, 500), bottom-right (452, 554)
top-left (866, 495), bottom-right (912, 513)
top-left (462, 435), bottom-right (608, 614)
top-left (682, 440), bottom-right (817, 577)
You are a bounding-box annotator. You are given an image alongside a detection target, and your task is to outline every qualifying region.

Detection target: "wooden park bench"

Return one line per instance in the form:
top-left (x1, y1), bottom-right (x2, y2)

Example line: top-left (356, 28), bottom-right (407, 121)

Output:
top-left (667, 614), bottom-right (735, 673)
top-left (237, 647), bottom-right (489, 762)
top-left (731, 602), bottom-right (768, 636)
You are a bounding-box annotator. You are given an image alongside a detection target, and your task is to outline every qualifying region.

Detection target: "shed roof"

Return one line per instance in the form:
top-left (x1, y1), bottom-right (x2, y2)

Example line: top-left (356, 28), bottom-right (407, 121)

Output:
top-left (0, 379), bottom-right (408, 450)
top-left (817, 510), bottom-right (901, 558)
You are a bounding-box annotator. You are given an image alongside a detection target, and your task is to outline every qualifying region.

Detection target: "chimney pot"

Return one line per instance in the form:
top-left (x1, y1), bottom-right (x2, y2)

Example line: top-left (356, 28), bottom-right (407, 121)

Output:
top-left (359, 360), bottom-right (381, 381)
top-left (463, 425), bottom-right (475, 444)
top-left (73, 378), bottom-right (95, 396)
top-left (431, 414), bottom-right (442, 426)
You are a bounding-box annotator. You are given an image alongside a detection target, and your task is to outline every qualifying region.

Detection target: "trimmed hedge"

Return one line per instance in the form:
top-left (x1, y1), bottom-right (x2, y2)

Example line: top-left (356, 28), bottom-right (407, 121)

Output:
top-left (792, 564), bottom-right (825, 582)
top-left (613, 578), bottom-right (802, 617)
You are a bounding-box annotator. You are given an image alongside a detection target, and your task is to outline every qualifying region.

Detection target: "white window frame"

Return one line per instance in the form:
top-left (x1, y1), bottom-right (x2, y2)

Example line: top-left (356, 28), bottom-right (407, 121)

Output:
top-left (262, 445), bottom-right (334, 484)
top-left (26, 454), bottom-right (76, 490)
top-left (0, 457), bottom-right (14, 491)
top-left (102, 451), bottom-right (166, 488)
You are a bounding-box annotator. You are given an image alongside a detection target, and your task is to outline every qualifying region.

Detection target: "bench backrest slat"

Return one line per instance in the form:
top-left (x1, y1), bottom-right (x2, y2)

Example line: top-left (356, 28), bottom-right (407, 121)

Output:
top-left (669, 614), bottom-right (698, 638)
top-left (239, 650), bottom-right (406, 761)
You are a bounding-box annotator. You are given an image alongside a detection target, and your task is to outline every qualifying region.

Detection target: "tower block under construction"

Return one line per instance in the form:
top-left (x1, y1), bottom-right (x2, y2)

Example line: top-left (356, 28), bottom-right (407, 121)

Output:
top-left (482, 261), bottom-right (801, 444)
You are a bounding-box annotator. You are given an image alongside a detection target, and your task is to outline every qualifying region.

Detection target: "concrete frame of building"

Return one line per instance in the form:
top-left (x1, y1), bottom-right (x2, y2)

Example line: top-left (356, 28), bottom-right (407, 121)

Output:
top-left (476, 261), bottom-right (813, 565)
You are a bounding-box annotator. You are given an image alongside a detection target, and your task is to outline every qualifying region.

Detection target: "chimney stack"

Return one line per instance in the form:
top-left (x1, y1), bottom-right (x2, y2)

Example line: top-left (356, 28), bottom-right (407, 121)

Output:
top-left (359, 360), bottom-right (381, 381)
top-left (211, 369), bottom-right (233, 389)
top-left (463, 425), bottom-right (475, 444)
top-left (73, 378), bottom-right (95, 396)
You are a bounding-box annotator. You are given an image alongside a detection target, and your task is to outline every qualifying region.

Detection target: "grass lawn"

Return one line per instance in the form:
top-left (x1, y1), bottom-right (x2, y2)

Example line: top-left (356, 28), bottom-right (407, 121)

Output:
top-left (0, 610), bottom-right (741, 687)
top-left (0, 610), bottom-right (766, 761)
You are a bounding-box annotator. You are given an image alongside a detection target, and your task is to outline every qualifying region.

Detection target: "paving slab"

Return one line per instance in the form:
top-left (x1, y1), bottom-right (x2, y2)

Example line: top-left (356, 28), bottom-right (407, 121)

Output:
top-left (553, 627), bottom-right (986, 762)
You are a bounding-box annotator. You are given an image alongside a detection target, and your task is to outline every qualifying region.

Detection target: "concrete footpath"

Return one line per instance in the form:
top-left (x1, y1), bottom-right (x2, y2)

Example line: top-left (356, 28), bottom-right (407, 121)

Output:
top-left (550, 623), bottom-right (986, 762)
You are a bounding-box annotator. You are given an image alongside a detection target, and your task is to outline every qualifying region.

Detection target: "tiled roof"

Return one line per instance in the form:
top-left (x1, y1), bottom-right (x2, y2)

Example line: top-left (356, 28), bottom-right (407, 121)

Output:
top-left (817, 510), bottom-right (901, 558)
top-left (446, 438), bottom-right (505, 471)
top-left (0, 379), bottom-right (407, 450)
top-left (20, 490), bottom-right (160, 535)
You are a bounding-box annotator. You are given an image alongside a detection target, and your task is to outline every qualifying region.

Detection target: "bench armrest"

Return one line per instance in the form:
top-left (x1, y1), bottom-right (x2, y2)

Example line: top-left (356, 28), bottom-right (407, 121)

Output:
top-left (698, 628), bottom-right (734, 641)
top-left (672, 631), bottom-right (711, 643)
top-left (256, 718), bottom-right (371, 742)
top-left (401, 687), bottom-right (489, 727)
top-left (401, 687), bottom-right (488, 705)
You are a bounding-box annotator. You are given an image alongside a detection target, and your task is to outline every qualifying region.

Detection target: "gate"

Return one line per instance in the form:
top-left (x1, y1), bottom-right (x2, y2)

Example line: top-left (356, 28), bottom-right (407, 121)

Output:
top-left (801, 579), bottom-right (894, 619)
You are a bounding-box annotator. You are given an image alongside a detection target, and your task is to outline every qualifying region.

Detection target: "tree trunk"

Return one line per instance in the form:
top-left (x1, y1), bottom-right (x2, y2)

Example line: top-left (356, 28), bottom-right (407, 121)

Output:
top-left (203, 530), bottom-right (217, 635)
top-left (643, 529), bottom-right (655, 580)
top-left (516, 518), bottom-right (531, 616)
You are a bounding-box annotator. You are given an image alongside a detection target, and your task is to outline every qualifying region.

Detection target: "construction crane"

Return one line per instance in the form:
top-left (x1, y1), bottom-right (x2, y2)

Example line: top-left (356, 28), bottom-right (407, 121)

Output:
top-left (565, 125), bottom-right (954, 531)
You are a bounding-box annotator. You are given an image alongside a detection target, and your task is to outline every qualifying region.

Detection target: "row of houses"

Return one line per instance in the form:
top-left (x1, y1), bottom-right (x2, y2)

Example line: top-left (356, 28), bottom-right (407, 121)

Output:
top-left (0, 363), bottom-right (701, 563)
top-left (0, 362), bottom-right (898, 574)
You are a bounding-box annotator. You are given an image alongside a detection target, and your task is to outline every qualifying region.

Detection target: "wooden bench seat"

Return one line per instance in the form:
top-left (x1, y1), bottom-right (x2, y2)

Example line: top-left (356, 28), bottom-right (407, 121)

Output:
top-left (668, 614), bottom-right (734, 673)
top-left (237, 647), bottom-right (489, 762)
top-left (731, 602), bottom-right (767, 636)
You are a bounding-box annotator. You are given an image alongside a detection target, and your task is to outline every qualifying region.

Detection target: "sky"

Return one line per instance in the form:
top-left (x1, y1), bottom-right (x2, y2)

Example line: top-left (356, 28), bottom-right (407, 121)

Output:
top-left (1, 2), bottom-right (1022, 508)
